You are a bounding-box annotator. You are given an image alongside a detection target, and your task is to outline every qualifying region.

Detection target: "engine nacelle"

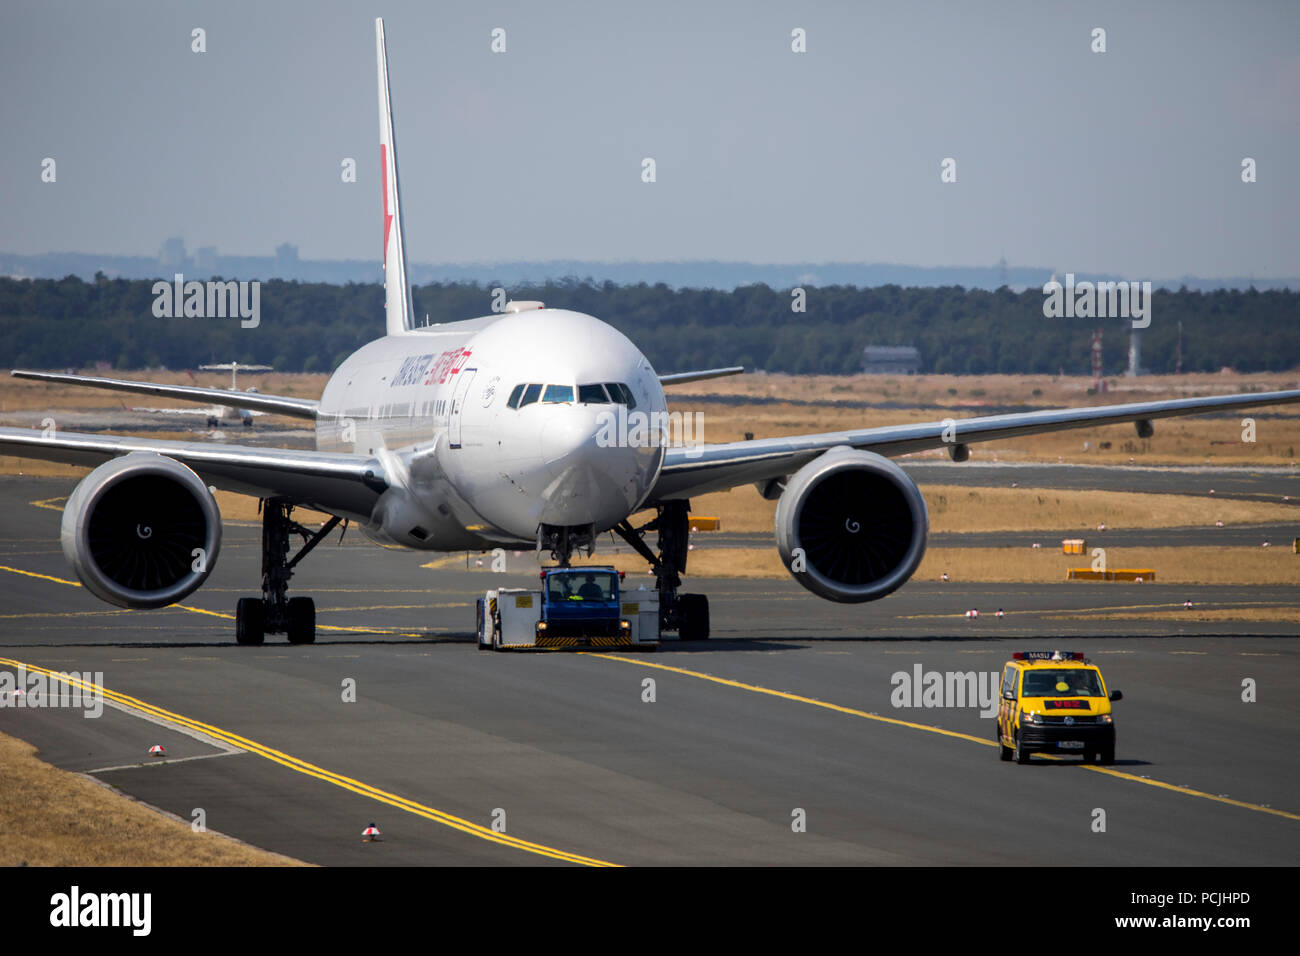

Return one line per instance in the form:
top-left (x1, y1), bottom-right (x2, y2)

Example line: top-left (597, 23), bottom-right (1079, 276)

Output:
top-left (61, 454), bottom-right (222, 609)
top-left (775, 446), bottom-right (928, 603)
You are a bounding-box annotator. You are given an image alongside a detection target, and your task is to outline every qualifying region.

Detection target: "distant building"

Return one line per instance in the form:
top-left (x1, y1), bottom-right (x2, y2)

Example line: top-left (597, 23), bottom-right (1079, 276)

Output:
top-left (274, 242), bottom-right (299, 277)
top-left (158, 237), bottom-right (188, 271)
top-left (861, 345), bottom-right (921, 374)
top-left (195, 246), bottom-right (219, 275)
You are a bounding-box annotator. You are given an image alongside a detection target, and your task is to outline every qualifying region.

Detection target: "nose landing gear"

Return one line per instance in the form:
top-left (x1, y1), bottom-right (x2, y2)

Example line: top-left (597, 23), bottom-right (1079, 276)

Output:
top-left (537, 523), bottom-right (596, 567)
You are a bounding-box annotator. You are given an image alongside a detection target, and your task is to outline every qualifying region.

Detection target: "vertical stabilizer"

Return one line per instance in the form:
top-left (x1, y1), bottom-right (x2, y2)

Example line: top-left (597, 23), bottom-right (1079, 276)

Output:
top-left (376, 18), bottom-right (412, 335)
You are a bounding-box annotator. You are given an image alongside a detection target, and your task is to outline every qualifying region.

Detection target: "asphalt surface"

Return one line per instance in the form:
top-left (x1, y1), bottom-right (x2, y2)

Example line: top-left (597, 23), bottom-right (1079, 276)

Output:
top-left (1, 475), bottom-right (1297, 865)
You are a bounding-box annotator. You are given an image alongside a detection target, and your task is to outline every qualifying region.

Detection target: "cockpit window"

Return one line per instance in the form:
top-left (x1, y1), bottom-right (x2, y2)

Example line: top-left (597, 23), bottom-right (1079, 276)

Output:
top-left (512, 383), bottom-right (632, 410)
top-left (605, 382), bottom-right (637, 410)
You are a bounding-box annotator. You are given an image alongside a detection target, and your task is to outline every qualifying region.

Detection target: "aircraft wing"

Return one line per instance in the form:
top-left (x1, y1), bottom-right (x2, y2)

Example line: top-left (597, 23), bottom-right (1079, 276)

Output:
top-left (11, 370), bottom-right (319, 420)
top-left (648, 388), bottom-right (1300, 500)
top-left (0, 427), bottom-right (386, 521)
top-left (658, 366), bottom-right (745, 386)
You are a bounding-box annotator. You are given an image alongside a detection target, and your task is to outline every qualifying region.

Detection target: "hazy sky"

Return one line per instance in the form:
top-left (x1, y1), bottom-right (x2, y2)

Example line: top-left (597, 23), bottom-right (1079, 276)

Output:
top-left (2, 0), bottom-right (1297, 277)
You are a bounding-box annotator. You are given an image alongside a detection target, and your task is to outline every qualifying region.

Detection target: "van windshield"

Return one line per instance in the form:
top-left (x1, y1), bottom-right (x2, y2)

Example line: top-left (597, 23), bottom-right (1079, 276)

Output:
top-left (1022, 669), bottom-right (1103, 697)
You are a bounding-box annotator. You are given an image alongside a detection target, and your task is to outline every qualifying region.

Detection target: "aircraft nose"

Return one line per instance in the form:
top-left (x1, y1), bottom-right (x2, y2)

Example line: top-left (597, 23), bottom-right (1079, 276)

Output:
top-left (538, 406), bottom-right (659, 526)
top-left (540, 409), bottom-right (601, 470)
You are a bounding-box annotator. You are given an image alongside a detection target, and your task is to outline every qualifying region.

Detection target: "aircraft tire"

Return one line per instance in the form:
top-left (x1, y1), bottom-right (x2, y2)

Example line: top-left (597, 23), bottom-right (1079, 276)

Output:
top-left (678, 593), bottom-right (710, 641)
top-left (286, 597), bottom-right (316, 645)
top-left (236, 598), bottom-right (265, 646)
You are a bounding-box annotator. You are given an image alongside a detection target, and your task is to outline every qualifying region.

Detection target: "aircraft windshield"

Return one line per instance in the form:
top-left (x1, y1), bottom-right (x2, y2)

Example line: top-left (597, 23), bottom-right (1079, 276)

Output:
top-left (605, 382), bottom-right (636, 409)
top-left (509, 382), bottom-right (635, 410)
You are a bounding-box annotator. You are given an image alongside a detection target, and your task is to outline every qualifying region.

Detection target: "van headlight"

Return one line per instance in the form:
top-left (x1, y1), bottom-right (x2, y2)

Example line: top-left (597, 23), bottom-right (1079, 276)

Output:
top-left (1021, 712), bottom-right (1040, 724)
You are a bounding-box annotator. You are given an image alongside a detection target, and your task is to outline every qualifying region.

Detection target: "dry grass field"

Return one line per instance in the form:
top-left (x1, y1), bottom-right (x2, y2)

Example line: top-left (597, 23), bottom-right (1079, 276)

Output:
top-left (1046, 608), bottom-right (1300, 623)
top-left (682, 484), bottom-right (1296, 536)
top-left (0, 732), bottom-right (307, 866)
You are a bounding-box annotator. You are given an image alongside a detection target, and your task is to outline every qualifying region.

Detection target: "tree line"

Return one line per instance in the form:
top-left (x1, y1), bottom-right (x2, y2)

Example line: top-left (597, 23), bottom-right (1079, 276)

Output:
top-left (1, 274), bottom-right (1296, 376)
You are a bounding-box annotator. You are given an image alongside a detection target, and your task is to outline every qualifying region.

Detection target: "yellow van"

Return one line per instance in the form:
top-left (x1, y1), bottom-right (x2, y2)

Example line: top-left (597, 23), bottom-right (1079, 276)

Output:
top-left (997, 651), bottom-right (1122, 764)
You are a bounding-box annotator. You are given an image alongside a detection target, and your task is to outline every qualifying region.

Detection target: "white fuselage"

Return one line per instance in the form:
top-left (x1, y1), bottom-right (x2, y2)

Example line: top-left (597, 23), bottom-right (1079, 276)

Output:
top-left (316, 308), bottom-right (668, 551)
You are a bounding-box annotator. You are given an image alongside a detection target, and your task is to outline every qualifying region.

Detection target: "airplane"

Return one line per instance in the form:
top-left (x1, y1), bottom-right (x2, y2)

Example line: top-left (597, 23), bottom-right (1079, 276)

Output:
top-left (125, 362), bottom-right (274, 427)
top-left (3, 18), bottom-right (1299, 645)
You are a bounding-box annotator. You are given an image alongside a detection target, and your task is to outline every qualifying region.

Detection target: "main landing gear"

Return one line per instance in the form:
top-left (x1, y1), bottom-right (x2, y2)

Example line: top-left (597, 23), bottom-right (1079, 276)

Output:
top-left (614, 500), bottom-right (710, 641)
top-left (235, 497), bottom-right (342, 646)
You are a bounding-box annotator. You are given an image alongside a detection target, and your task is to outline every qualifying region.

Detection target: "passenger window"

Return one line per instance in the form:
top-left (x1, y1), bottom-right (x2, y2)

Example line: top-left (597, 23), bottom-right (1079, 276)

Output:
top-left (543, 384), bottom-right (574, 403)
top-left (507, 384), bottom-right (525, 409)
top-left (578, 384), bottom-right (608, 404)
top-left (519, 384), bottom-right (542, 407)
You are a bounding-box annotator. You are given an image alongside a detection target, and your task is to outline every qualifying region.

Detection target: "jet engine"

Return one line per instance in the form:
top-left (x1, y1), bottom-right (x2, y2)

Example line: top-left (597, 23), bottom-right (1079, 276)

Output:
top-left (775, 446), bottom-right (928, 603)
top-left (61, 454), bottom-right (222, 609)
